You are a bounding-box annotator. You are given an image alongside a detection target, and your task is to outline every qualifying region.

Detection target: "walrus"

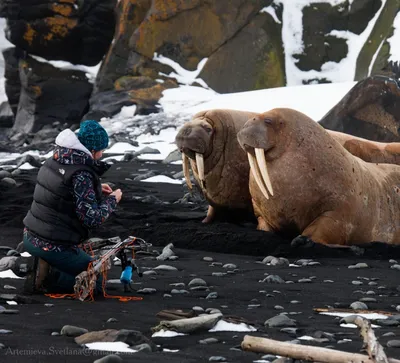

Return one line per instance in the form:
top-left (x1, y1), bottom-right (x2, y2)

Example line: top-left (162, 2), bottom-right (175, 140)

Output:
top-left (237, 108), bottom-right (400, 246)
top-left (175, 109), bottom-right (259, 223)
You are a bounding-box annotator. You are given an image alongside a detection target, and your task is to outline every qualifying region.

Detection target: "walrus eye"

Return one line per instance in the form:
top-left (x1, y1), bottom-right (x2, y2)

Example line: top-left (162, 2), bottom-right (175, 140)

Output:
top-left (203, 125), bottom-right (213, 134)
top-left (264, 118), bottom-right (272, 125)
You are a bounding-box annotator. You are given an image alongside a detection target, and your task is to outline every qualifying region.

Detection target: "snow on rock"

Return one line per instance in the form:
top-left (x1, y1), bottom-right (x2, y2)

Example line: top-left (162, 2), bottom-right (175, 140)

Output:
top-left (275, 0), bottom-right (388, 85)
top-left (151, 330), bottom-right (186, 338)
top-left (387, 11), bottom-right (400, 63)
top-left (0, 270), bottom-right (24, 279)
top-left (85, 341), bottom-right (137, 353)
top-left (141, 175), bottom-right (183, 185)
top-left (208, 320), bottom-right (257, 332)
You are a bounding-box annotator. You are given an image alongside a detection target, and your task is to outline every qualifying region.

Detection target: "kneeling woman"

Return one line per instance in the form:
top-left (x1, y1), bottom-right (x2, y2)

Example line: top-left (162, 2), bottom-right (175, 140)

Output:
top-left (22, 120), bottom-right (122, 294)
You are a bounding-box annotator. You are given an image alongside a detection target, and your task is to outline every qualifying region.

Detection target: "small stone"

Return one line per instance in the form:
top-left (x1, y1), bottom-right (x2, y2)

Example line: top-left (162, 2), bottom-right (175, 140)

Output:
top-left (298, 279), bottom-right (312, 283)
top-left (389, 259), bottom-right (397, 264)
top-left (170, 282), bottom-right (185, 288)
top-left (171, 289), bottom-right (189, 294)
top-left (274, 305), bottom-right (284, 310)
top-left (0, 309), bottom-right (19, 314)
top-left (324, 280), bottom-right (334, 283)
top-left (163, 294), bottom-right (172, 298)
top-left (0, 170), bottom-right (11, 179)
top-left (203, 257), bottom-right (213, 262)
top-left (262, 256), bottom-right (275, 264)
top-left (199, 337), bottom-right (219, 344)
top-left (209, 356), bottom-right (226, 361)
top-left (262, 275), bottom-right (285, 284)
top-left (366, 290), bottom-right (376, 295)
top-left (60, 325), bottom-right (88, 337)
top-left (0, 177), bottom-right (16, 189)
top-left (359, 297), bottom-right (376, 303)
top-left (51, 332), bottom-right (60, 336)
top-left (307, 261), bottom-right (321, 266)
top-left (154, 265), bottom-right (177, 271)
top-left (270, 257), bottom-right (289, 266)
top-left (0, 329), bottom-right (12, 334)
top-left (261, 355), bottom-right (277, 361)
top-left (396, 305), bottom-right (400, 312)
top-left (222, 264), bottom-right (236, 269)
top-left (391, 264), bottom-right (400, 271)
top-left (280, 327), bottom-right (298, 336)
top-left (188, 278), bottom-right (207, 287)
top-left (348, 263), bottom-right (369, 269)
top-left (106, 318), bottom-right (118, 323)
top-left (350, 302), bottom-right (368, 310)
top-left (137, 288), bottom-right (157, 294)
top-left (212, 272), bottom-right (226, 277)
top-left (206, 292), bottom-right (218, 299)
top-left (382, 332), bottom-right (396, 337)
top-left (94, 354), bottom-right (123, 363)
top-left (368, 281), bottom-right (378, 286)
top-left (387, 340), bottom-right (400, 348)
top-left (3, 285), bottom-right (16, 290)
top-left (352, 281), bottom-right (363, 285)
top-left (44, 303), bottom-right (54, 307)
top-left (290, 300), bottom-right (301, 304)
top-left (265, 314), bottom-right (296, 328)
top-left (192, 306), bottom-right (204, 313)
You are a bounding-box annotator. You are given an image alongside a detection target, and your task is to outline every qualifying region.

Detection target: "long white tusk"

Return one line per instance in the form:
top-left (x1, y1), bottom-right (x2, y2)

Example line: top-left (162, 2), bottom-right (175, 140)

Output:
top-left (182, 153), bottom-right (192, 190)
top-left (247, 152), bottom-right (269, 200)
top-left (195, 153), bottom-right (205, 189)
top-left (255, 148), bottom-right (274, 197)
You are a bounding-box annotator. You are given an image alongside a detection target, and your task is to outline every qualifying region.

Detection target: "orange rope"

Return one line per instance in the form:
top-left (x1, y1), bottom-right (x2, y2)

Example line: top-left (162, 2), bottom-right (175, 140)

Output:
top-left (45, 240), bottom-right (143, 302)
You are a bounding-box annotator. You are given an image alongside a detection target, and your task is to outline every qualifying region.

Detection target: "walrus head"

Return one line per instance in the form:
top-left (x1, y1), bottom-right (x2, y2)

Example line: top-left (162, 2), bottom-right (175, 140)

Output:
top-left (237, 110), bottom-right (290, 200)
top-left (175, 116), bottom-right (214, 189)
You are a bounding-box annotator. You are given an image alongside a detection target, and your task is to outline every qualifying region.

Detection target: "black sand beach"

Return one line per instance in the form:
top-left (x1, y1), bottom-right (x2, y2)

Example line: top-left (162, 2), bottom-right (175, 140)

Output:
top-left (1, 159), bottom-right (400, 363)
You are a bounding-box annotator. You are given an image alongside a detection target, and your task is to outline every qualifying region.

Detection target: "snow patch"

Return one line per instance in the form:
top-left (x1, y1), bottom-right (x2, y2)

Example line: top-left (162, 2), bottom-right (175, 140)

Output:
top-left (85, 342), bottom-right (137, 353)
top-left (141, 175), bottom-right (183, 185)
top-left (152, 330), bottom-right (186, 338)
top-left (209, 320), bottom-right (257, 332)
top-left (0, 270), bottom-right (24, 279)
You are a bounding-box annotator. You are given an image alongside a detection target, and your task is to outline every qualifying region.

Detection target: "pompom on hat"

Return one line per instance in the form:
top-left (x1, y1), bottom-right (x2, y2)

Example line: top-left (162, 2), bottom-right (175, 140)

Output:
top-left (77, 120), bottom-right (109, 152)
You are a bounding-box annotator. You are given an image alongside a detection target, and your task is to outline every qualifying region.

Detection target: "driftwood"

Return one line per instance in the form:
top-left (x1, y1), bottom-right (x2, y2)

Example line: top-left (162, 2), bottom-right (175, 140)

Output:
top-left (156, 309), bottom-right (196, 321)
top-left (314, 308), bottom-right (395, 317)
top-left (241, 335), bottom-right (400, 363)
top-left (351, 316), bottom-right (389, 363)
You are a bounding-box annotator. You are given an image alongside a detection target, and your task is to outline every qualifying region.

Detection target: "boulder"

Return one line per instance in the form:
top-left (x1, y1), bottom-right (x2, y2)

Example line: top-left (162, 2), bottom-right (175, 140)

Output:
top-left (319, 65), bottom-right (400, 142)
top-left (199, 10), bottom-right (285, 92)
top-left (0, 101), bottom-right (14, 128)
top-left (11, 55), bottom-right (93, 136)
top-left (0, 0), bottom-right (117, 66)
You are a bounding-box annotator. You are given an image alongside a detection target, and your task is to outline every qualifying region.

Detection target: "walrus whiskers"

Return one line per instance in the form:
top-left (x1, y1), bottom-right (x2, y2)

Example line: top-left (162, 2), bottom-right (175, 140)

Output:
top-left (195, 153), bottom-right (205, 189)
top-left (182, 153), bottom-right (193, 190)
top-left (255, 148), bottom-right (274, 197)
top-left (247, 152), bottom-right (270, 200)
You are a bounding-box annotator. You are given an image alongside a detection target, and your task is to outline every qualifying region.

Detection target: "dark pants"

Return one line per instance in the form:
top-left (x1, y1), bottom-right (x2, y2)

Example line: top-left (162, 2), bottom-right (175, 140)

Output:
top-left (23, 235), bottom-right (103, 295)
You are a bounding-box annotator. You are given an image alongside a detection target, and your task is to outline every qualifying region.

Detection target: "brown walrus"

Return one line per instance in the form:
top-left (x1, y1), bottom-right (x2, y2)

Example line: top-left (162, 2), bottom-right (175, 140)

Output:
top-left (237, 108), bottom-right (400, 246)
top-left (175, 109), bottom-right (258, 223)
top-left (326, 130), bottom-right (400, 165)
top-left (175, 108), bottom-right (400, 225)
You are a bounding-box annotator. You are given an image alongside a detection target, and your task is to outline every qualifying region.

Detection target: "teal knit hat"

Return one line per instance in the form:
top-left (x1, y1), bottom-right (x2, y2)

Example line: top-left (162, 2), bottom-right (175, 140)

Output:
top-left (77, 120), bottom-right (109, 152)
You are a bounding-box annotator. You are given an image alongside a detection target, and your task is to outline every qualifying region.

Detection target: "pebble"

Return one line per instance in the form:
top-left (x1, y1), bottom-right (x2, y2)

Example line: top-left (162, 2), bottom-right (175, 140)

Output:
top-left (290, 300), bottom-right (301, 304)
top-left (382, 332), bottom-right (396, 337)
top-left (359, 297), bottom-right (376, 303)
top-left (203, 257), bottom-right (213, 262)
top-left (324, 280), bottom-right (334, 283)
top-left (190, 286), bottom-right (209, 291)
top-left (212, 272), bottom-right (226, 277)
top-left (207, 308), bottom-right (222, 314)
top-left (348, 263), bottom-right (369, 269)
top-left (206, 292), bottom-right (218, 299)
top-left (396, 305), bottom-right (400, 312)
top-left (352, 281), bottom-right (363, 285)
top-left (262, 256), bottom-right (275, 264)
top-left (209, 356), bottom-right (226, 361)
top-left (222, 264), bottom-right (236, 269)
top-left (0, 330), bottom-right (12, 334)
top-left (137, 288), bottom-right (157, 294)
top-left (391, 264), bottom-right (400, 271)
top-left (3, 285), bottom-right (16, 290)
top-left (60, 325), bottom-right (88, 337)
top-left (133, 343), bottom-right (152, 352)
top-left (94, 354), bottom-right (123, 363)
top-left (262, 275), bottom-right (285, 284)
top-left (366, 290), bottom-right (376, 295)
top-left (210, 262), bottom-right (223, 267)
top-left (298, 278), bottom-right (312, 283)
top-left (387, 340), bottom-right (400, 348)
top-left (106, 318), bottom-right (118, 323)
top-left (199, 337), bottom-right (219, 344)
top-left (270, 257), bottom-right (289, 266)
top-left (51, 332), bottom-right (60, 336)
top-left (350, 302), bottom-right (368, 310)
top-left (154, 265), bottom-right (177, 271)
top-left (389, 259), bottom-right (397, 264)
top-left (265, 314), bottom-right (297, 328)
top-left (188, 278), bottom-right (207, 287)
top-left (274, 305), bottom-right (284, 310)
top-left (163, 294), bottom-right (172, 298)
top-left (192, 306), bottom-right (204, 313)
top-left (368, 281), bottom-right (378, 286)
top-left (171, 289), bottom-right (189, 294)
top-left (0, 309), bottom-right (19, 314)
top-left (170, 283), bottom-right (185, 288)
top-left (0, 343), bottom-right (5, 349)
top-left (44, 303), bottom-right (54, 307)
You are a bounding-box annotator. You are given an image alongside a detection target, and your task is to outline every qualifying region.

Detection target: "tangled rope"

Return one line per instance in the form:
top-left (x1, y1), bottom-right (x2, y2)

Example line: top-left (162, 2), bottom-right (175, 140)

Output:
top-left (45, 237), bottom-right (144, 302)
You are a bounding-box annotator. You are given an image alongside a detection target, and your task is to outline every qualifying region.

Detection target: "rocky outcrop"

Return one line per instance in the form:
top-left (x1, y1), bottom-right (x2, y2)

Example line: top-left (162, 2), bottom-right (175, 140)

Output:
top-left (94, 0), bottom-right (283, 111)
top-left (2, 47), bottom-right (22, 117)
top-left (0, 0), bottom-right (117, 66)
top-left (319, 62), bottom-right (400, 142)
top-left (10, 55), bottom-right (93, 140)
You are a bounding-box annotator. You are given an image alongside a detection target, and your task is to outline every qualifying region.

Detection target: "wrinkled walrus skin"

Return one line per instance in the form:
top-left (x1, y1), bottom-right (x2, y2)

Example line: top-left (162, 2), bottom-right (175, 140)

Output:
top-left (237, 108), bottom-right (400, 246)
top-left (175, 109), bottom-right (259, 223)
